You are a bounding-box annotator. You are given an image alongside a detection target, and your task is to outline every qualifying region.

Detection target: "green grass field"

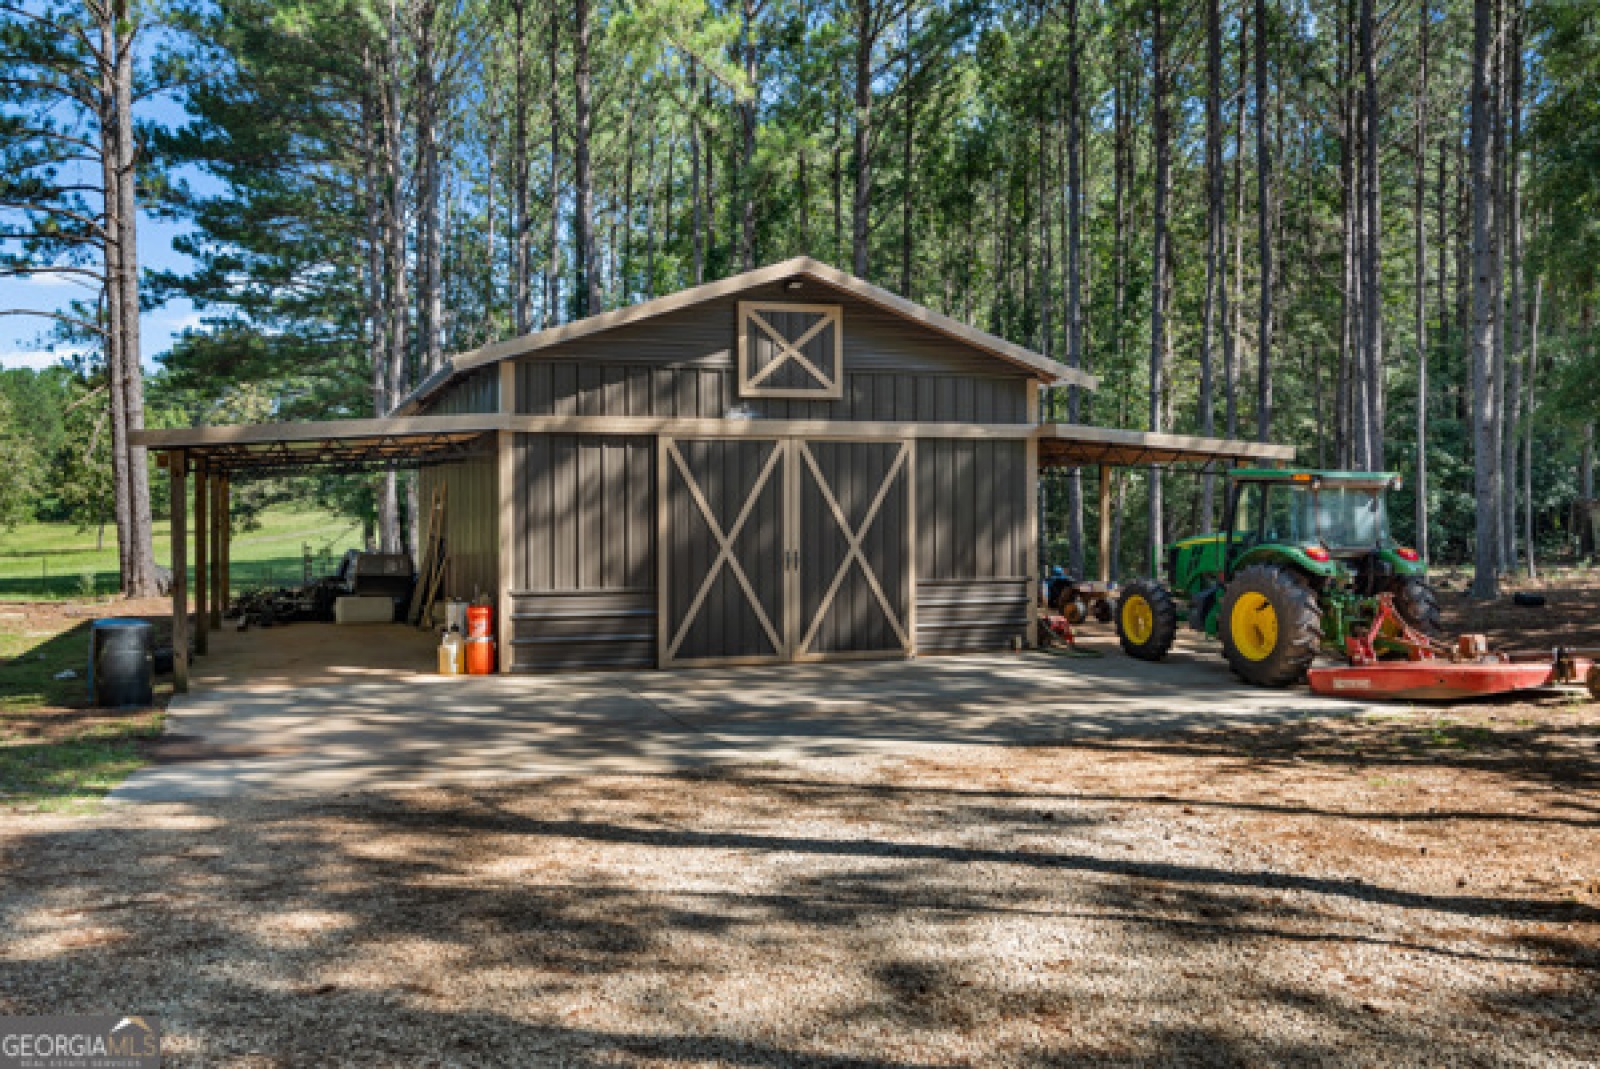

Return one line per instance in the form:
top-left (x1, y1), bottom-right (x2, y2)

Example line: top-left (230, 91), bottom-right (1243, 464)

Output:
top-left (0, 508), bottom-right (367, 600)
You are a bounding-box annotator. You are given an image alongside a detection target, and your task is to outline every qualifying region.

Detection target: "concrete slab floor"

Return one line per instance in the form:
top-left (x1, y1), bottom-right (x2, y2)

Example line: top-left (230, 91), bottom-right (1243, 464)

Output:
top-left (112, 621), bottom-right (1402, 803)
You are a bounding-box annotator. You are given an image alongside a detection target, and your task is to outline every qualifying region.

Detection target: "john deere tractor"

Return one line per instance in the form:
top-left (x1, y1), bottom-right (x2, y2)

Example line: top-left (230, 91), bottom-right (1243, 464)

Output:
top-left (1115, 469), bottom-right (1440, 687)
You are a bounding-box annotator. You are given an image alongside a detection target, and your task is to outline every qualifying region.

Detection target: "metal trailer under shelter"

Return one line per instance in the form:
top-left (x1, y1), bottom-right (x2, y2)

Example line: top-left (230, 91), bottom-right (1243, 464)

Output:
top-left (135, 258), bottom-right (1292, 692)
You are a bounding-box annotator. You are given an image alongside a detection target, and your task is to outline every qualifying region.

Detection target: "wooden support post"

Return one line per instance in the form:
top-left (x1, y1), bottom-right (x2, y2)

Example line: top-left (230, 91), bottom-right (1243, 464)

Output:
top-left (500, 363), bottom-right (517, 672)
top-left (193, 458), bottom-right (208, 656)
top-left (498, 430), bottom-right (514, 674)
top-left (1025, 434), bottom-right (1039, 647)
top-left (1098, 464), bottom-right (1112, 584)
top-left (210, 472), bottom-right (224, 628)
top-left (219, 476), bottom-right (231, 618)
top-left (170, 452), bottom-right (189, 694)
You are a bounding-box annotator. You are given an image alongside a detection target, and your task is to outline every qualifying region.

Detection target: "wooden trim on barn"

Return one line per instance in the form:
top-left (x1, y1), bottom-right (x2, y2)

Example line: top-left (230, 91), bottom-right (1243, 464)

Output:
top-left (137, 416), bottom-right (1294, 469)
top-left (499, 361), bottom-right (516, 415)
top-left (497, 429), bottom-right (514, 674)
top-left (133, 414), bottom-right (498, 447)
top-left (501, 416), bottom-right (1037, 440)
top-left (1025, 433), bottom-right (1039, 648)
top-left (1036, 423), bottom-right (1296, 467)
top-left (736, 300), bottom-right (844, 400)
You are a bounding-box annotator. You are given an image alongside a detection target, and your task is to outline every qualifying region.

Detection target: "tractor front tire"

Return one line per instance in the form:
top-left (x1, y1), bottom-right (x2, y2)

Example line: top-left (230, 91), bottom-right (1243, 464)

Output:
top-left (1116, 580), bottom-right (1179, 662)
top-left (1393, 578), bottom-right (1443, 637)
top-left (1220, 564), bottom-right (1323, 687)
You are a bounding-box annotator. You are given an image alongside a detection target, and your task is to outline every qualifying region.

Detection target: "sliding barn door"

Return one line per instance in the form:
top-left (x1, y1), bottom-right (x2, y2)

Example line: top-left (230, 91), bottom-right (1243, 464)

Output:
top-left (792, 440), bottom-right (914, 661)
top-left (660, 438), bottom-right (788, 666)
top-left (660, 436), bottom-right (913, 667)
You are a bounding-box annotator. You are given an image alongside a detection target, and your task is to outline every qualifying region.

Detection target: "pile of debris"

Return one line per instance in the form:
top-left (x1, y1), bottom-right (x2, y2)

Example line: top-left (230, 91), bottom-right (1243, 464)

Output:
top-left (230, 551), bottom-right (413, 630)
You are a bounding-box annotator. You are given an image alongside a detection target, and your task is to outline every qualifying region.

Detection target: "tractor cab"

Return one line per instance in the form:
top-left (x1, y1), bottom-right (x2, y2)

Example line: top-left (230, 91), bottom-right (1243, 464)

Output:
top-left (1169, 470), bottom-right (1421, 595)
top-left (1220, 470), bottom-right (1421, 595)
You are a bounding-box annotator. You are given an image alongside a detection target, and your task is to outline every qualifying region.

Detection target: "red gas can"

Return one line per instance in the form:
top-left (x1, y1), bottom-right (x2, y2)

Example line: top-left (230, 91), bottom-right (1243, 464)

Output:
top-left (464, 636), bottom-right (495, 675)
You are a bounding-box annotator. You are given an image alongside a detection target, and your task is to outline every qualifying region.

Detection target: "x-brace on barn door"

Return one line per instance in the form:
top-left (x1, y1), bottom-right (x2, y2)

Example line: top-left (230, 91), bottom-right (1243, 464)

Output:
top-left (659, 437), bottom-right (914, 667)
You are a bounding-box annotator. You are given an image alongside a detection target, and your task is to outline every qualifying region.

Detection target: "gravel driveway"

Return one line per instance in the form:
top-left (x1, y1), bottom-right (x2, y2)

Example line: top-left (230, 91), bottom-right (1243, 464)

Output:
top-left (4, 701), bottom-right (1597, 1068)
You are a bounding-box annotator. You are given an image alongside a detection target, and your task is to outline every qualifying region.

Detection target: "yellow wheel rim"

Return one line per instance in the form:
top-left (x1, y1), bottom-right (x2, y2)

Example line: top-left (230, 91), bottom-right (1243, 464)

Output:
top-left (1122, 595), bottom-right (1155, 645)
top-left (1230, 591), bottom-right (1279, 661)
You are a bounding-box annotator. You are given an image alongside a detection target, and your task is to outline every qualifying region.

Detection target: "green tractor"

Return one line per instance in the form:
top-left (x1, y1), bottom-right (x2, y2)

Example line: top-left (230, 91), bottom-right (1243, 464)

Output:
top-left (1115, 469), bottom-right (1441, 687)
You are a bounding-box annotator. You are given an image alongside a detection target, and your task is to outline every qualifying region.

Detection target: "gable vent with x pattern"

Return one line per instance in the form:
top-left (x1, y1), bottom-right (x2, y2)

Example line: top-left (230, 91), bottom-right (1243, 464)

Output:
top-left (737, 301), bottom-right (844, 400)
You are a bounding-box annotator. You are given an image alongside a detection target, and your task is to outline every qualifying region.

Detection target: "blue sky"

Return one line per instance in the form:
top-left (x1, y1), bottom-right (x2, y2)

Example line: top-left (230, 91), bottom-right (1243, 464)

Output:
top-left (0, 86), bottom-right (206, 375)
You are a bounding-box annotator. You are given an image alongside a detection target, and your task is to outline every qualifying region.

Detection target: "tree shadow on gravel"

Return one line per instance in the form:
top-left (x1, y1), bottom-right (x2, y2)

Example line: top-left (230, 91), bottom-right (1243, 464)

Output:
top-left (0, 773), bottom-right (1595, 1067)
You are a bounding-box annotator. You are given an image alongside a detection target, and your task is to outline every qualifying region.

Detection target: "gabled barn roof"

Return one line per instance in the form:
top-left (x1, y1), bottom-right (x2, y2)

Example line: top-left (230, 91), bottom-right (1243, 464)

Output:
top-left (393, 256), bottom-right (1095, 416)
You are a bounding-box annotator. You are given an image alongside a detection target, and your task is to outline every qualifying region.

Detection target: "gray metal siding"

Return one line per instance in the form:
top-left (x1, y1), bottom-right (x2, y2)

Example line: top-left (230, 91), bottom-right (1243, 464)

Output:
top-left (512, 282), bottom-right (1031, 422)
top-left (915, 580), bottom-right (1032, 652)
top-left (508, 591), bottom-right (655, 671)
top-left (517, 362), bottom-right (1027, 422)
top-left (424, 367), bottom-right (499, 415)
top-left (914, 439), bottom-right (1027, 580)
top-left (508, 432), bottom-right (656, 671)
top-left (512, 433), bottom-right (654, 591)
top-left (913, 439), bottom-right (1029, 652)
top-left (418, 452), bottom-right (498, 603)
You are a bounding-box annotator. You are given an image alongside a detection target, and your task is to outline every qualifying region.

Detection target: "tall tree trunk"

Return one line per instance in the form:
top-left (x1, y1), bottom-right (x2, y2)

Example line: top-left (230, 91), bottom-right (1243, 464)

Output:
top-left (545, 3), bottom-right (561, 325)
top-left (1065, 0), bottom-right (1084, 577)
top-left (1113, 52), bottom-right (1129, 431)
top-left (661, 118), bottom-right (676, 292)
top-left (689, 60), bottom-right (704, 284)
top-left (644, 107), bottom-right (659, 292)
top-left (360, 75), bottom-right (391, 548)
top-left (1469, 0), bottom-right (1500, 599)
top-left (1488, 0), bottom-right (1506, 571)
top-left (415, 0), bottom-right (443, 374)
top-left (380, 0), bottom-right (407, 553)
top-left (512, 0), bottom-right (531, 334)
top-left (1584, 424), bottom-right (1596, 502)
top-left (1227, 0), bottom-right (1246, 439)
top-left (1148, 0), bottom-right (1170, 575)
top-left (1360, 0), bottom-right (1384, 469)
top-left (704, 95), bottom-right (718, 268)
top-left (832, 89), bottom-right (843, 265)
top-left (1501, 1), bottom-right (1523, 571)
top-left (484, 112), bottom-right (498, 341)
top-left (1200, 0), bottom-right (1223, 530)
top-left (110, 0), bottom-right (155, 596)
top-left (899, 12), bottom-right (915, 298)
top-left (739, 0), bottom-right (759, 271)
top-left (95, 8), bottom-right (131, 591)
top-left (1414, 0), bottom-right (1430, 560)
top-left (1522, 277), bottom-right (1540, 577)
top-left (1337, 57), bottom-right (1357, 469)
top-left (621, 99), bottom-right (636, 298)
top-left (1253, 0), bottom-right (1273, 442)
top-left (1436, 139), bottom-right (1450, 370)
top-left (850, 0), bottom-right (874, 278)
top-left (573, 0), bottom-right (598, 315)
top-left (1036, 118), bottom-right (1049, 355)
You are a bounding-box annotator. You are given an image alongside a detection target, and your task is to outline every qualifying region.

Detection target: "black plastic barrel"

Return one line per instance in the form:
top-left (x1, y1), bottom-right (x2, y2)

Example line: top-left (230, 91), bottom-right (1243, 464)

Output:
top-left (89, 618), bottom-right (154, 709)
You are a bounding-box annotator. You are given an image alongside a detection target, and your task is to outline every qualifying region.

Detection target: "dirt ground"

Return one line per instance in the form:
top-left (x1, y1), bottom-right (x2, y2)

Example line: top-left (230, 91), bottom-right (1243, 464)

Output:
top-left (0, 582), bottom-right (1596, 1066)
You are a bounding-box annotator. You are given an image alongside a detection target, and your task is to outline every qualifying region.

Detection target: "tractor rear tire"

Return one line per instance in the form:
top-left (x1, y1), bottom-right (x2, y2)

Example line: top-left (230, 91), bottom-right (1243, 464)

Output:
top-left (1220, 564), bottom-right (1323, 687)
top-left (1116, 580), bottom-right (1179, 662)
top-left (1393, 578), bottom-right (1443, 636)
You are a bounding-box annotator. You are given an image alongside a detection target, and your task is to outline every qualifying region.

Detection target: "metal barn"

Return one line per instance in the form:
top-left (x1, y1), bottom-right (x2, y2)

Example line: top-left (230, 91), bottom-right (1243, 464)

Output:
top-left (137, 258), bottom-right (1291, 689)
